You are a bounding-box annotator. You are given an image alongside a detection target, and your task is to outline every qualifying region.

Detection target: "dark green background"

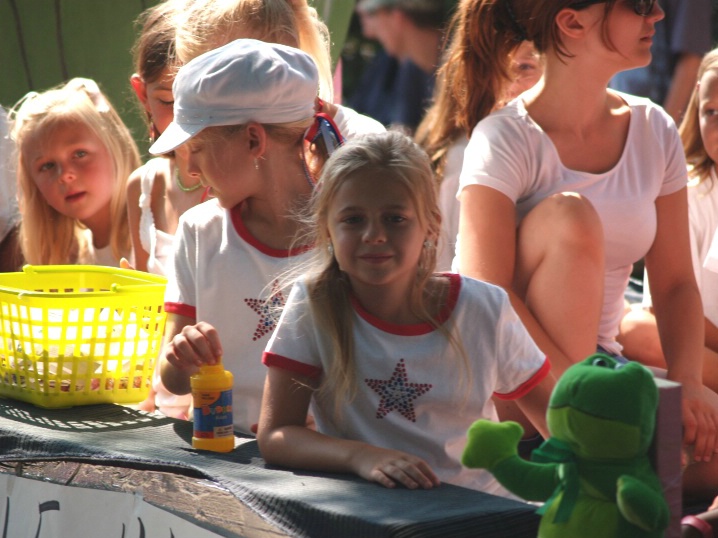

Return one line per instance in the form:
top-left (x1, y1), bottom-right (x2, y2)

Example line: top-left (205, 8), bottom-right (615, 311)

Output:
top-left (1, 0), bottom-right (716, 154)
top-left (0, 0), bottom-right (354, 155)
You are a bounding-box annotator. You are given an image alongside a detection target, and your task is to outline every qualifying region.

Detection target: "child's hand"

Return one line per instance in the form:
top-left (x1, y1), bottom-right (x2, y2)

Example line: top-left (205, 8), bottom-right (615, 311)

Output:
top-left (681, 384), bottom-right (718, 463)
top-left (164, 321), bottom-right (223, 370)
top-left (350, 445), bottom-right (440, 490)
top-left (119, 258), bottom-right (135, 270)
top-left (137, 389), bottom-right (157, 413)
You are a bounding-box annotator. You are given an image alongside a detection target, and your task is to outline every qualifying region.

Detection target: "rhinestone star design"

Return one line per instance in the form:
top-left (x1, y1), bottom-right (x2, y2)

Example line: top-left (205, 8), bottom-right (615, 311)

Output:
top-left (244, 280), bottom-right (286, 341)
top-left (365, 358), bottom-right (432, 422)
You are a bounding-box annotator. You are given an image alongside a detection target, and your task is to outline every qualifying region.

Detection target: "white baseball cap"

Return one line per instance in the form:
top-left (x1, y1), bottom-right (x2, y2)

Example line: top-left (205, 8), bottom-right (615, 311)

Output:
top-left (149, 38), bottom-right (319, 155)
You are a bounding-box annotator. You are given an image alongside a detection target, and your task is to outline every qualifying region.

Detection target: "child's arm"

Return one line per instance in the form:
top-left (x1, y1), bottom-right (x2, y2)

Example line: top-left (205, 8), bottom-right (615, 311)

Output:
top-left (514, 369), bottom-right (555, 441)
top-left (257, 367), bottom-right (440, 490)
top-left (126, 169), bottom-right (150, 273)
top-left (159, 313), bottom-right (223, 395)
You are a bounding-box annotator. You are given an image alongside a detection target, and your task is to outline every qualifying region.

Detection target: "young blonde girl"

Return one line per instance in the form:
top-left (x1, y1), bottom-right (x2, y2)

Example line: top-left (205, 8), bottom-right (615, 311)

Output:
top-left (155, 38), bottom-right (344, 435)
top-left (11, 78), bottom-right (139, 266)
top-left (257, 131), bottom-right (553, 494)
top-left (619, 48), bottom-right (718, 395)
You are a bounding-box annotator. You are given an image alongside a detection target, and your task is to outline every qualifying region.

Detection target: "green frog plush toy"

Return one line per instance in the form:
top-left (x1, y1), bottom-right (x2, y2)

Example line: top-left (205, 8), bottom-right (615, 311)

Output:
top-left (462, 353), bottom-right (669, 538)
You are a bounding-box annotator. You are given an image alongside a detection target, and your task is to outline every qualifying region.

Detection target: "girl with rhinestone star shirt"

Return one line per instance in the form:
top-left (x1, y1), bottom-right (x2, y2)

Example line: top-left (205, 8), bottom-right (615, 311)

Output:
top-left (257, 131), bottom-right (554, 494)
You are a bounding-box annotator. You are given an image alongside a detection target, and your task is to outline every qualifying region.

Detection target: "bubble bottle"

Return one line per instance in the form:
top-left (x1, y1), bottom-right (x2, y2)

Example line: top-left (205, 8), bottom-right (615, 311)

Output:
top-left (191, 359), bottom-right (234, 452)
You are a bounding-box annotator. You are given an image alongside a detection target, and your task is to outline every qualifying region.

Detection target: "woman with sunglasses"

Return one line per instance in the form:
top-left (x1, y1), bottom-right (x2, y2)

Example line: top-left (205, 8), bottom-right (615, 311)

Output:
top-left (451, 0), bottom-right (718, 497)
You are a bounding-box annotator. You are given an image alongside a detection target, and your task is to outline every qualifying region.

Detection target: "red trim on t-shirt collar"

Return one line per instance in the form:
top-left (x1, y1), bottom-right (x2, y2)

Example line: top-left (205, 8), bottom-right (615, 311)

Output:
top-left (230, 204), bottom-right (312, 258)
top-left (350, 273), bottom-right (462, 336)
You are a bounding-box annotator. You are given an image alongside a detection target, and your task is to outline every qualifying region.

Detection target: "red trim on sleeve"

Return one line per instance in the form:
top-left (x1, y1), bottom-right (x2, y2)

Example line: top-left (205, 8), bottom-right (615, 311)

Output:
top-left (494, 357), bottom-right (551, 401)
top-left (164, 302), bottom-right (196, 319)
top-left (262, 351), bottom-right (322, 379)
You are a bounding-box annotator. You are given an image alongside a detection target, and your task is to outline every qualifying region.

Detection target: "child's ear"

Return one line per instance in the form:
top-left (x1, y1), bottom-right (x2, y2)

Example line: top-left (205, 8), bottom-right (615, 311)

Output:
top-left (130, 74), bottom-right (150, 111)
top-left (246, 122), bottom-right (267, 158)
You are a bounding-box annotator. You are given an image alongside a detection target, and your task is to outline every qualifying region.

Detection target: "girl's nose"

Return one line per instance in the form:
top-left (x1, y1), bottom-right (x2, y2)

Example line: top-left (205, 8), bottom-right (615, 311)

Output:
top-left (363, 220), bottom-right (386, 243)
top-left (185, 155), bottom-right (201, 178)
top-left (57, 164), bottom-right (76, 184)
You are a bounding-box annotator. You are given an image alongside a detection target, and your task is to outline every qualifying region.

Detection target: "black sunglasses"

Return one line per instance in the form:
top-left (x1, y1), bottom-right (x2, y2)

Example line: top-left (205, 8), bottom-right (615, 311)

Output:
top-left (301, 112), bottom-right (345, 186)
top-left (570, 0), bottom-right (656, 16)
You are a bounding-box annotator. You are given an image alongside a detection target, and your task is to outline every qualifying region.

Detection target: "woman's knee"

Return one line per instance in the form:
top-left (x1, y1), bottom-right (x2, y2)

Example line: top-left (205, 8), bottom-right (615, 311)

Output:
top-left (519, 192), bottom-right (604, 258)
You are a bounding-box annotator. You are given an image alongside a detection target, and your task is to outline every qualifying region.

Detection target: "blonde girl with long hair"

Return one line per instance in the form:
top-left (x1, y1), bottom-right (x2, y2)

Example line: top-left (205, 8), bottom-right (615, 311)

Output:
top-left (257, 131), bottom-right (553, 494)
top-left (11, 78), bottom-right (139, 266)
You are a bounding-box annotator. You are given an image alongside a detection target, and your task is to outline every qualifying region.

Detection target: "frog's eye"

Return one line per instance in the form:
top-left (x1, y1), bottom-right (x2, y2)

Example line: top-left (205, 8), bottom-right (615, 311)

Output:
top-left (592, 356), bottom-right (611, 368)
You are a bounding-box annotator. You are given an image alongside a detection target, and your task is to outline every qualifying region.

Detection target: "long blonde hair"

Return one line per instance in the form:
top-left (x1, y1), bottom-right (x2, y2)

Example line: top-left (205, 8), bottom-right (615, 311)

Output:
top-left (680, 48), bottom-right (718, 187)
top-left (174, 0), bottom-right (333, 102)
top-left (297, 131), bottom-right (469, 409)
top-left (10, 78), bottom-right (140, 265)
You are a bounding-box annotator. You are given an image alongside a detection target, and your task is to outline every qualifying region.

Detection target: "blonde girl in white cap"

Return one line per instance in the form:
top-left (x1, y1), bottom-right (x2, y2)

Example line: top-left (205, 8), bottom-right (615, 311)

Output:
top-left (153, 38), bottom-right (338, 435)
top-left (10, 78), bottom-right (139, 266)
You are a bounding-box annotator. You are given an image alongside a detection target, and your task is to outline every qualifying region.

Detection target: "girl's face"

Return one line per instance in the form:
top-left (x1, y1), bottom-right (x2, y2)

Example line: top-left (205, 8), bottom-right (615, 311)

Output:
top-left (131, 67), bottom-right (175, 134)
top-left (698, 69), bottom-right (718, 166)
top-left (327, 172), bottom-right (427, 297)
top-left (183, 129), bottom-right (246, 208)
top-left (25, 120), bottom-right (115, 225)
top-left (504, 41), bottom-right (543, 102)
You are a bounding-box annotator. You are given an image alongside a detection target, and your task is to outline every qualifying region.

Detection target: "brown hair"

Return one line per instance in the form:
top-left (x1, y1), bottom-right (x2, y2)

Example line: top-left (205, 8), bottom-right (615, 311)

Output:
top-left (131, 1), bottom-right (179, 84)
top-left (416, 0), bottom-right (616, 177)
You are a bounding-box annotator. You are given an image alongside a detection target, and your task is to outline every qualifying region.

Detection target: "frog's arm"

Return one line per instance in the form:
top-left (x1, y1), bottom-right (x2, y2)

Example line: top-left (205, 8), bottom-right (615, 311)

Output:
top-left (491, 455), bottom-right (560, 501)
top-left (616, 475), bottom-right (670, 532)
top-left (462, 419), bottom-right (560, 501)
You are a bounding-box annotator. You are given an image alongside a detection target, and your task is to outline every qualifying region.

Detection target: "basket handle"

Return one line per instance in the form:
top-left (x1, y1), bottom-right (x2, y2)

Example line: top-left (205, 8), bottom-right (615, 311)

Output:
top-left (22, 264), bottom-right (167, 287)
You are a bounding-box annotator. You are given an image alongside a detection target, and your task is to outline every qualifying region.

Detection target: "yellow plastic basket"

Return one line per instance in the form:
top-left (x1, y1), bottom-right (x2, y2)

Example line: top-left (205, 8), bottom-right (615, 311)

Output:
top-left (0, 265), bottom-right (167, 408)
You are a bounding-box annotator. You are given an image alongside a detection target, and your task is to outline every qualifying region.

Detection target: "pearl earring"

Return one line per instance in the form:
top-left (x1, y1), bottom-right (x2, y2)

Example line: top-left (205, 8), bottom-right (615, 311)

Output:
top-left (423, 240), bottom-right (433, 249)
top-left (254, 158), bottom-right (259, 170)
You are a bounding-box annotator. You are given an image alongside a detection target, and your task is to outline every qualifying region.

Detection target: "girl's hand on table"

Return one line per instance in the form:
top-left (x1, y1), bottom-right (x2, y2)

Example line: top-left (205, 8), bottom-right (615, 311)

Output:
top-left (350, 445), bottom-right (440, 490)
